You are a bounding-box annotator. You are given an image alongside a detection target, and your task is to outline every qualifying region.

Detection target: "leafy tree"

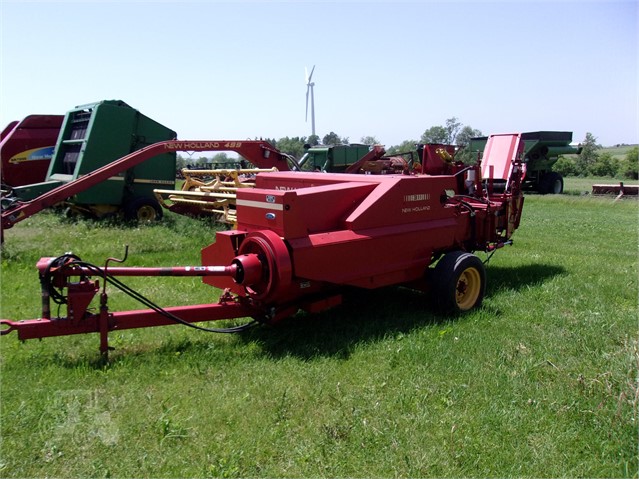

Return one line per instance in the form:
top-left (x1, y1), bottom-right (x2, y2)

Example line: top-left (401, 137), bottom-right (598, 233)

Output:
top-left (454, 126), bottom-right (484, 163)
top-left (212, 152), bottom-right (229, 162)
top-left (420, 117), bottom-right (480, 145)
top-left (420, 125), bottom-right (448, 144)
top-left (307, 134), bottom-right (320, 147)
top-left (553, 155), bottom-right (578, 177)
top-left (276, 136), bottom-right (307, 159)
top-left (619, 146), bottom-right (639, 179)
top-left (455, 147), bottom-right (477, 165)
top-left (445, 117), bottom-right (462, 144)
top-left (386, 140), bottom-right (418, 155)
top-left (176, 154), bottom-right (187, 170)
top-left (360, 135), bottom-right (379, 145)
top-left (576, 132), bottom-right (600, 176)
top-left (588, 152), bottom-right (618, 177)
top-left (456, 125), bottom-right (483, 147)
top-left (323, 132), bottom-right (348, 146)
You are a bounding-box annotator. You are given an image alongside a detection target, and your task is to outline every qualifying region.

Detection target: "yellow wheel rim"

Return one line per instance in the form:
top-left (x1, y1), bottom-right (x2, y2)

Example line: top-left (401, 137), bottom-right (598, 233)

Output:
top-left (137, 205), bottom-right (157, 222)
top-left (455, 267), bottom-right (481, 310)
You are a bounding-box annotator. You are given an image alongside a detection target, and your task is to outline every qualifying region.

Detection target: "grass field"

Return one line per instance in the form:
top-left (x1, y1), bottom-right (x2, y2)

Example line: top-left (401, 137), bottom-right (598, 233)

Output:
top-left (1, 194), bottom-right (638, 477)
top-left (599, 144), bottom-right (637, 161)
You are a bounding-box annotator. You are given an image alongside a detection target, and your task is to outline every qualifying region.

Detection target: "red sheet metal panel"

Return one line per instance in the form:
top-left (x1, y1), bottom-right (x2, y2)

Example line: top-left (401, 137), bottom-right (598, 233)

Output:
top-left (236, 181), bottom-right (377, 238)
top-left (481, 133), bottom-right (522, 182)
top-left (0, 115), bottom-right (63, 187)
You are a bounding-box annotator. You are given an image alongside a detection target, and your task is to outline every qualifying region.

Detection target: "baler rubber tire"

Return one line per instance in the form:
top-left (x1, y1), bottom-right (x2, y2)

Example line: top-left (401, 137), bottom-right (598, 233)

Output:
top-left (433, 251), bottom-right (485, 313)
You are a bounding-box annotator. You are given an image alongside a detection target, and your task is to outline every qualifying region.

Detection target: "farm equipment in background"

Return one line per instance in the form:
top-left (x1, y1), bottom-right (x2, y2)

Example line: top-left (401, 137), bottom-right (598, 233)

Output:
top-left (591, 182), bottom-right (639, 197)
top-left (1, 133), bottom-right (527, 358)
top-left (1, 100), bottom-right (177, 227)
top-left (1, 140), bottom-right (293, 240)
top-left (156, 142), bottom-right (460, 224)
top-left (469, 131), bottom-right (581, 194)
top-left (343, 143), bottom-right (458, 176)
top-left (1, 115), bottom-right (64, 189)
top-left (155, 143), bottom-right (387, 225)
top-left (155, 166), bottom-right (279, 224)
top-left (297, 142), bottom-right (457, 175)
top-left (153, 140), bottom-right (296, 224)
top-left (0, 110), bottom-right (461, 229)
top-left (299, 143), bottom-right (374, 172)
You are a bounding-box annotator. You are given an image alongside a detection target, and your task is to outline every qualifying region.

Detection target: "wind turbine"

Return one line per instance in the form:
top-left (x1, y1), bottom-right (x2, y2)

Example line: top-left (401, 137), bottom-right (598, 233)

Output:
top-left (305, 65), bottom-right (316, 137)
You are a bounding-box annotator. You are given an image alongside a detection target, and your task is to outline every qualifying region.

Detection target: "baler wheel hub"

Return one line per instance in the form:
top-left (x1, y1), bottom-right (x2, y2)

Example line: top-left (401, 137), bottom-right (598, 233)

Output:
top-left (433, 251), bottom-right (486, 313)
top-left (455, 267), bottom-right (482, 311)
top-left (124, 196), bottom-right (162, 223)
top-left (136, 204), bottom-right (158, 221)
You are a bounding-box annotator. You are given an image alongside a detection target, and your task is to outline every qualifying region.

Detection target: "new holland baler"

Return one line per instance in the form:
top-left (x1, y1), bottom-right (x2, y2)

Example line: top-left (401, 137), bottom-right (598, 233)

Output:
top-left (0, 115), bottom-right (64, 189)
top-left (1, 133), bottom-right (526, 357)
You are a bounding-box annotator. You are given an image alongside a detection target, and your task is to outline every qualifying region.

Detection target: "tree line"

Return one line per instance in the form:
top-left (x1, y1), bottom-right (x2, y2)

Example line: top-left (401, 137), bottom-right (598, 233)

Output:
top-left (267, 117), bottom-right (483, 158)
top-left (554, 132), bottom-right (638, 179)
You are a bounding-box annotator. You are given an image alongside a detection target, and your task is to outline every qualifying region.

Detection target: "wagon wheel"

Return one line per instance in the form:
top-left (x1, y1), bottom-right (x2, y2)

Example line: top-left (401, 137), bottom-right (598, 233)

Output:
top-left (538, 172), bottom-right (564, 195)
top-left (433, 251), bottom-right (486, 313)
top-left (124, 196), bottom-right (163, 222)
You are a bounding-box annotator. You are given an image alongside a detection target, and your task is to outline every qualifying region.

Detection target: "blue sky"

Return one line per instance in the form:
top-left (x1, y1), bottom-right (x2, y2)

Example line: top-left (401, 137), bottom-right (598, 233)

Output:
top-left (1, 0), bottom-right (637, 148)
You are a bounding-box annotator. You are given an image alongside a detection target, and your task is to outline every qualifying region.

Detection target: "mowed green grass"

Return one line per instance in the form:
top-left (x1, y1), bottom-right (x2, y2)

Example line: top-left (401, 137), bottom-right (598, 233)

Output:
top-left (1, 195), bottom-right (637, 478)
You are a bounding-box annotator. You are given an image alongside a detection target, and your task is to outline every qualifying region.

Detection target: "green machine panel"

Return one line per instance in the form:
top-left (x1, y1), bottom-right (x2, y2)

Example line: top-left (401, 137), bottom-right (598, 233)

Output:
top-left (468, 131), bottom-right (579, 173)
top-left (47, 100), bottom-right (176, 206)
top-left (306, 144), bottom-right (372, 172)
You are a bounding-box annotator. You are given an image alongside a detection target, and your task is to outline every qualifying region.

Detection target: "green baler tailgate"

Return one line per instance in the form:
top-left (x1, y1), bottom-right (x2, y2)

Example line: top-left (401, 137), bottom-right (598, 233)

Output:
top-left (48, 100), bottom-right (176, 206)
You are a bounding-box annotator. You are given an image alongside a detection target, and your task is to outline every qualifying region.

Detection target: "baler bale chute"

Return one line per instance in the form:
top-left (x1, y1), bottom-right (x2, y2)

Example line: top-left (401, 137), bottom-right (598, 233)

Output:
top-left (1, 133), bottom-right (527, 358)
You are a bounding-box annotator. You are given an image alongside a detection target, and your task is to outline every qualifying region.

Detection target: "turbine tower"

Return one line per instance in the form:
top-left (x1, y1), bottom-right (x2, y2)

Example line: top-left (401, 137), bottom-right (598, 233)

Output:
top-left (305, 65), bottom-right (316, 137)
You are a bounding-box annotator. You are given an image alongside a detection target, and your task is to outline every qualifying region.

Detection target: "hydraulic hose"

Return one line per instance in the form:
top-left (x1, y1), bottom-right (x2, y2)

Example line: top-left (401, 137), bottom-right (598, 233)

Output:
top-left (44, 254), bottom-right (259, 334)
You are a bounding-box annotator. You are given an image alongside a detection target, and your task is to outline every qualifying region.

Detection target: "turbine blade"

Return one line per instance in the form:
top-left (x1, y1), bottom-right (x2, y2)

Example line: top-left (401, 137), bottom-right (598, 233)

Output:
top-left (308, 65), bottom-right (315, 83)
top-left (305, 87), bottom-right (310, 121)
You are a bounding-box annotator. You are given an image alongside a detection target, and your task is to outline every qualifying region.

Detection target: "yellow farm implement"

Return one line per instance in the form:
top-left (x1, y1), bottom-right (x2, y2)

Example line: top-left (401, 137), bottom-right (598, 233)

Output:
top-left (154, 167), bottom-right (279, 225)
